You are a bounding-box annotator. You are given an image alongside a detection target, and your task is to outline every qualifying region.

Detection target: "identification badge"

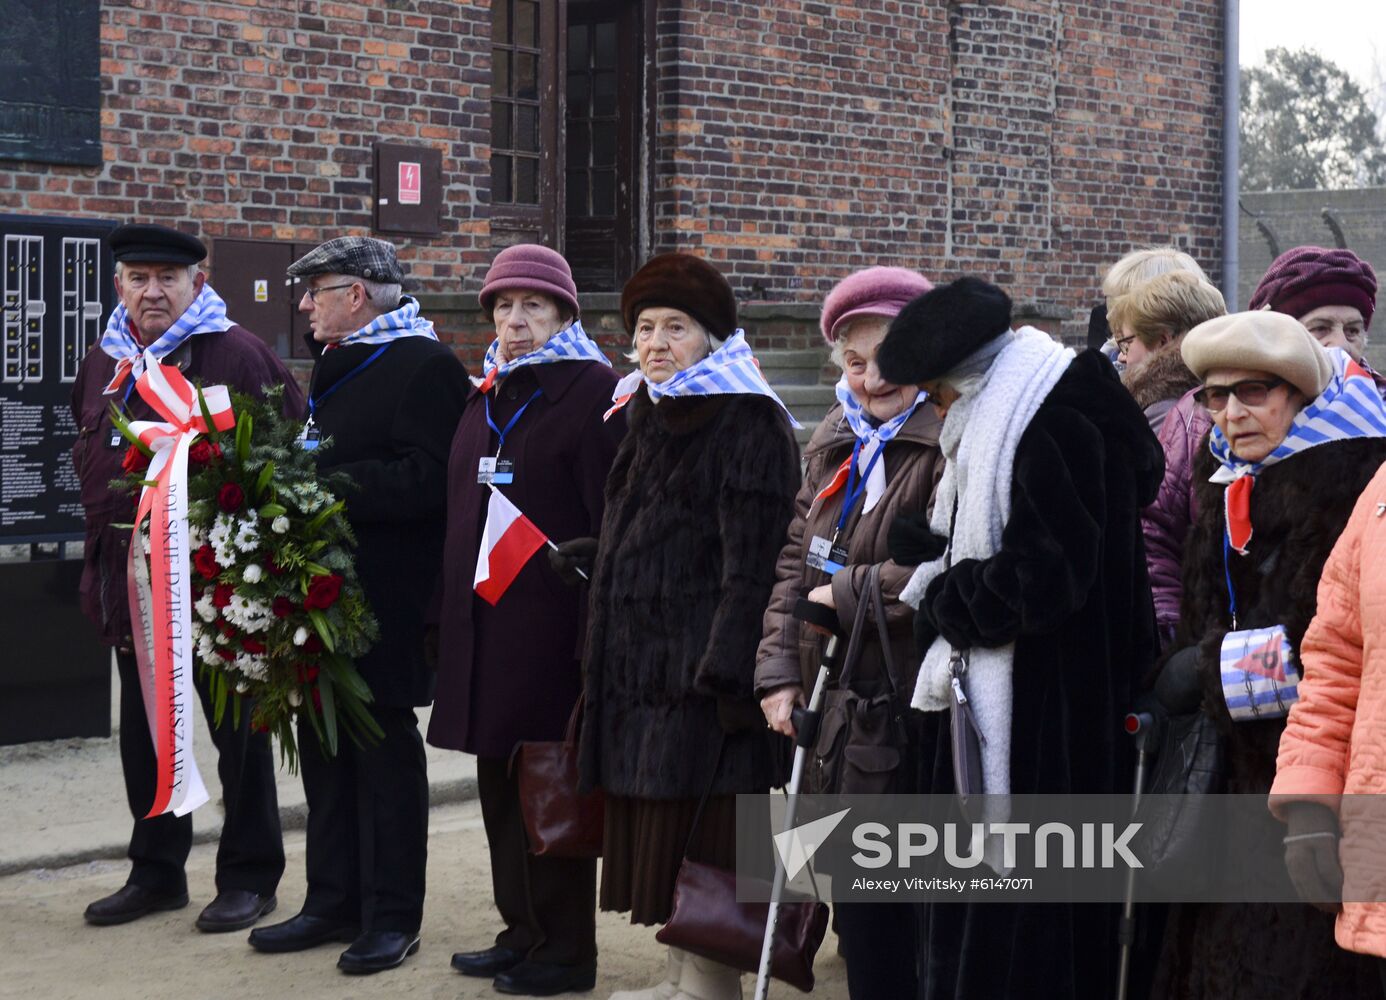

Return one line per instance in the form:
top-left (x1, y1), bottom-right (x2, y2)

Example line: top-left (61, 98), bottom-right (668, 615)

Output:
top-left (805, 535), bottom-right (848, 575)
top-left (1219, 624), bottom-right (1301, 721)
top-left (477, 457), bottom-right (515, 484)
top-left (108, 428), bottom-right (125, 449)
top-left (299, 424), bottom-right (322, 451)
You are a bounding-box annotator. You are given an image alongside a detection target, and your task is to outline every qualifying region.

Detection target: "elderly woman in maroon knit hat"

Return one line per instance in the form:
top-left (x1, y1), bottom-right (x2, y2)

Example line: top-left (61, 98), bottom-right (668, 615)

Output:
top-left (428, 244), bottom-right (626, 997)
top-left (754, 265), bottom-right (942, 1000)
top-left (1249, 245), bottom-right (1383, 396)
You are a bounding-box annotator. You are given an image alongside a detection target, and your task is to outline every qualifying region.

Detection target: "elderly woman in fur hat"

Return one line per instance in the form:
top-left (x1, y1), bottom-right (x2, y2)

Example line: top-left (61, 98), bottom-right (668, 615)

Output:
top-left (1110, 270), bottom-right (1226, 644)
top-left (578, 253), bottom-right (800, 1000)
top-left (1149, 312), bottom-right (1386, 1000)
top-left (877, 276), bottom-right (1163, 1000)
top-left (754, 265), bottom-right (942, 1000)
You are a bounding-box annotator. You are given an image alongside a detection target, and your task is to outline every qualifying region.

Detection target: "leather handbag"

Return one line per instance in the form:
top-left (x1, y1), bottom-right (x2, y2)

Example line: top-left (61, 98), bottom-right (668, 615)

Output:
top-left (1133, 708), bottom-right (1225, 875)
top-left (654, 736), bottom-right (830, 991)
top-left (810, 565), bottom-right (910, 795)
top-left (510, 695), bottom-right (604, 858)
top-left (948, 648), bottom-right (986, 807)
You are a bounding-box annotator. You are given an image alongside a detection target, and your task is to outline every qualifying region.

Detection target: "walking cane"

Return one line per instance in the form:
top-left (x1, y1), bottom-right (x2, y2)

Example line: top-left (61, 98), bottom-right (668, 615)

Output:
top-left (753, 597), bottom-right (843, 1000)
top-left (1116, 711), bottom-right (1156, 1000)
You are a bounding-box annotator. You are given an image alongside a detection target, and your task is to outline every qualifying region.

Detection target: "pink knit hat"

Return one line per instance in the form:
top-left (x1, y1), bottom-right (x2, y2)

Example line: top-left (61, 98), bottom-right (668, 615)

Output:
top-left (1248, 245), bottom-right (1377, 328)
top-left (820, 266), bottom-right (934, 345)
top-left (479, 244), bottom-right (580, 319)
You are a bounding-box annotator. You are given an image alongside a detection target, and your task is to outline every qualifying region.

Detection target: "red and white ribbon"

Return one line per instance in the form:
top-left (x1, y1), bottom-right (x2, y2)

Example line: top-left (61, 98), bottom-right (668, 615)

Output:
top-left (124, 357), bottom-right (235, 818)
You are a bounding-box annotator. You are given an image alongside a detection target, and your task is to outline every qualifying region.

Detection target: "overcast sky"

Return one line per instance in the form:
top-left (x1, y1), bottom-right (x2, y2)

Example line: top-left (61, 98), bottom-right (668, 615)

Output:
top-left (1241, 0), bottom-right (1385, 90)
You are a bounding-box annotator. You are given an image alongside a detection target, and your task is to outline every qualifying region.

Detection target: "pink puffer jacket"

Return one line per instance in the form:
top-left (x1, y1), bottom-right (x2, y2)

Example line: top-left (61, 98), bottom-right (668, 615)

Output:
top-left (1271, 460), bottom-right (1386, 958)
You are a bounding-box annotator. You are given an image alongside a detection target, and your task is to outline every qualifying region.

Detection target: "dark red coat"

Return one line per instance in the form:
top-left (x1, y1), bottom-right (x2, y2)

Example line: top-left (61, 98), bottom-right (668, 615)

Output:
top-left (69, 325), bottom-right (304, 646)
top-left (426, 360), bottom-right (626, 758)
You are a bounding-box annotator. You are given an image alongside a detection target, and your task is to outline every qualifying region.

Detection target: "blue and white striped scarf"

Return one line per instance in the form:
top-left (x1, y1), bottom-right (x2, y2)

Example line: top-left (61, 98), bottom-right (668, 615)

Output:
top-left (475, 320), bottom-right (611, 391)
top-left (336, 295), bottom-right (437, 349)
top-left (833, 376), bottom-right (927, 513)
top-left (100, 284), bottom-right (231, 392)
top-left (606, 330), bottom-right (801, 427)
top-left (1209, 348), bottom-right (1386, 483)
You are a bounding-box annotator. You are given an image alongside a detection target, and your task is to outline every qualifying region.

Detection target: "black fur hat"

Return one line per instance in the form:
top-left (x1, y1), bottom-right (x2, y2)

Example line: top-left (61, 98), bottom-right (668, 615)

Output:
top-left (876, 276), bottom-right (1013, 384)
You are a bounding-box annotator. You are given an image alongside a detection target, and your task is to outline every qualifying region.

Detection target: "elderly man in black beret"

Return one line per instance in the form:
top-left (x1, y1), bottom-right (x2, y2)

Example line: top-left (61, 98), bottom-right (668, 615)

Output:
top-left (247, 237), bottom-right (468, 975)
top-left (72, 223), bottom-right (301, 932)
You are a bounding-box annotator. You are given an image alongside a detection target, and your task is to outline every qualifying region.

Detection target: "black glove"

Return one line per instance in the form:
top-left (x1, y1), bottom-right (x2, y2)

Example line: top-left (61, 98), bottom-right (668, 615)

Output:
top-left (547, 536), bottom-right (599, 587)
top-left (1153, 645), bottom-right (1203, 715)
top-left (1282, 801), bottom-right (1343, 913)
top-left (887, 510), bottom-right (948, 566)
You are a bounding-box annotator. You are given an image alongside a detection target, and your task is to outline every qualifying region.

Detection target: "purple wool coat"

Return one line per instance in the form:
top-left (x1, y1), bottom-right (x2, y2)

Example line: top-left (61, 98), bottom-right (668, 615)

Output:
top-left (70, 325), bottom-right (305, 646)
top-left (426, 360), bottom-right (626, 759)
top-left (1142, 386), bottom-right (1211, 641)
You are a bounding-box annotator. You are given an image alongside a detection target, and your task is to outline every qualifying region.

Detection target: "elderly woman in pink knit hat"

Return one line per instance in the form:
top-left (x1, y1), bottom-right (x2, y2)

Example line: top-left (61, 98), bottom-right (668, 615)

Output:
top-left (1249, 245), bottom-right (1384, 396)
top-left (755, 265), bottom-right (943, 1000)
top-left (428, 244), bottom-right (626, 996)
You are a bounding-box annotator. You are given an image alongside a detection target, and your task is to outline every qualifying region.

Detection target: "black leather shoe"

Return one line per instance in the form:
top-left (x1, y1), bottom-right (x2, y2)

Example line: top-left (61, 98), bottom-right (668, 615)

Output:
top-left (494, 960), bottom-right (597, 996)
top-left (452, 945), bottom-right (524, 977)
top-left (337, 930), bottom-right (421, 975)
top-left (84, 884), bottom-right (189, 926)
top-left (195, 890), bottom-right (277, 932)
top-left (248, 913), bottom-right (359, 953)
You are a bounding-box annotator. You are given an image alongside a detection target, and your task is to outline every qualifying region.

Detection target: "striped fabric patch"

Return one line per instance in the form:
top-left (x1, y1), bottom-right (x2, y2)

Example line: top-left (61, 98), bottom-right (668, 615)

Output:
top-left (1219, 624), bottom-right (1301, 721)
top-left (336, 295), bottom-right (438, 347)
top-left (476, 320), bottom-right (611, 391)
top-left (644, 330), bottom-right (800, 427)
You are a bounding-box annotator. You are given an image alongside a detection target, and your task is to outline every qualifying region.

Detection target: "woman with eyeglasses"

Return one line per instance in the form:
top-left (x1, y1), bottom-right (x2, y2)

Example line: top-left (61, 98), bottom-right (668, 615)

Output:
top-left (1110, 272), bottom-right (1226, 646)
top-left (1151, 311), bottom-right (1386, 1000)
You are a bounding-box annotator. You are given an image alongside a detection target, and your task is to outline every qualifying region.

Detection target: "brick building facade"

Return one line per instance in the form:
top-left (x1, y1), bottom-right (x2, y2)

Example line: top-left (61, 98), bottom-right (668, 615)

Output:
top-left (0, 0), bottom-right (1227, 368)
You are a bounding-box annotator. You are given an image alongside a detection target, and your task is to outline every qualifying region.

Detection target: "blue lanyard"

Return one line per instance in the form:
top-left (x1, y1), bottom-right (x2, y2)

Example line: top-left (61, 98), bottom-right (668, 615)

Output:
top-left (484, 387), bottom-right (542, 456)
top-left (308, 343), bottom-right (390, 420)
top-left (835, 438), bottom-right (886, 538)
top-left (1222, 533), bottom-right (1239, 629)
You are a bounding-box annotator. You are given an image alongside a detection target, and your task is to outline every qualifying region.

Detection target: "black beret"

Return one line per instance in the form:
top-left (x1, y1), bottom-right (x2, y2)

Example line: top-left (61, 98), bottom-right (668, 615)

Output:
top-left (876, 276), bottom-right (1013, 384)
top-left (621, 252), bottom-right (737, 338)
top-left (109, 224), bottom-right (206, 266)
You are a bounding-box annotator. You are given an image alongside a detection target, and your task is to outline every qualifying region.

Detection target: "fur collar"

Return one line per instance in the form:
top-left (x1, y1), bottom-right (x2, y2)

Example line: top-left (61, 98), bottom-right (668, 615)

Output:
top-left (1122, 341), bottom-right (1199, 413)
top-left (627, 384), bottom-right (730, 435)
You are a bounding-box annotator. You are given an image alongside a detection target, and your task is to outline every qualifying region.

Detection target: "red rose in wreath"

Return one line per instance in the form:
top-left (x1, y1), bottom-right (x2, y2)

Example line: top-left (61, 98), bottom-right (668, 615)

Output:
top-left (188, 440), bottom-right (213, 465)
top-left (242, 638), bottom-right (267, 655)
top-left (303, 634), bottom-right (325, 654)
top-left (272, 596), bottom-right (296, 618)
top-left (212, 583), bottom-right (236, 609)
top-left (194, 545), bottom-right (220, 580)
top-left (304, 573), bottom-right (343, 610)
top-left (121, 444), bottom-right (151, 474)
top-left (217, 482), bottom-right (245, 512)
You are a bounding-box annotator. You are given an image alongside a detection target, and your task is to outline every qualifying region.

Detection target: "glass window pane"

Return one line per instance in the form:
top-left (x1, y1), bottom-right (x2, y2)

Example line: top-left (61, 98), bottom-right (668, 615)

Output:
top-left (493, 49), bottom-right (511, 98)
top-left (567, 170), bottom-right (588, 216)
top-left (516, 104), bottom-right (539, 153)
top-left (592, 122), bottom-right (616, 167)
top-left (567, 72), bottom-right (588, 119)
top-left (516, 0), bottom-right (538, 47)
top-left (595, 22), bottom-right (617, 68)
top-left (568, 24), bottom-right (588, 69)
top-left (494, 0), bottom-right (510, 43)
top-left (515, 53), bottom-right (538, 100)
top-left (592, 170), bottom-right (615, 217)
top-left (492, 101), bottom-right (512, 149)
top-left (567, 121), bottom-right (589, 168)
top-left (593, 71), bottom-right (616, 116)
top-left (492, 154), bottom-right (512, 204)
top-left (516, 156), bottom-right (539, 204)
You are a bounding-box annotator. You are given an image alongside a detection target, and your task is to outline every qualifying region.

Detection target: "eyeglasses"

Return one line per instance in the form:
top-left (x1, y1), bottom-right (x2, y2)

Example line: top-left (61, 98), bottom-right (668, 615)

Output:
top-left (1194, 377), bottom-right (1287, 412)
top-left (1113, 334), bottom-right (1139, 358)
top-left (304, 282), bottom-right (356, 302)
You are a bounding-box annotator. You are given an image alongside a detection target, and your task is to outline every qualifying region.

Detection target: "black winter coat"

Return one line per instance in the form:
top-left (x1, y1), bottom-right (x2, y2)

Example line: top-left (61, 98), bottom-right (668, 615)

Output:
top-left (911, 350), bottom-right (1164, 1000)
top-left (1151, 436), bottom-right (1386, 1000)
top-left (578, 388), bottom-right (799, 800)
top-left (308, 335), bottom-right (469, 707)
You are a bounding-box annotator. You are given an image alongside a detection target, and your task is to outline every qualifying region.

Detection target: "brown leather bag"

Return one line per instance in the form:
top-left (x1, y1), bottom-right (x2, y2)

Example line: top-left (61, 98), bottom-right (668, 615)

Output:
top-left (654, 736), bottom-right (830, 991)
top-left (510, 696), bottom-right (604, 858)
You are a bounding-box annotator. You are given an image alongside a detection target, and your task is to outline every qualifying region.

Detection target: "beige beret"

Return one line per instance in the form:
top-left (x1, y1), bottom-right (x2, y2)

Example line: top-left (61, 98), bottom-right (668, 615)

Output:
top-left (1180, 310), bottom-right (1333, 400)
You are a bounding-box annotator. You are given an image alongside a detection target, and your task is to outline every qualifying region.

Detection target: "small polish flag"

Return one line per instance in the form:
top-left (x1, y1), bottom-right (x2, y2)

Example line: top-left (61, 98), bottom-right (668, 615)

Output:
top-left (474, 487), bottom-right (549, 605)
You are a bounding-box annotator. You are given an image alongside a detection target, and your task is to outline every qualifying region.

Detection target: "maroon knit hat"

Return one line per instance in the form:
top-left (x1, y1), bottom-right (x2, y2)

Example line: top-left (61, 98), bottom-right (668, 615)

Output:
top-left (820, 266), bottom-right (934, 346)
top-left (1248, 245), bottom-right (1377, 328)
top-left (479, 244), bottom-right (580, 319)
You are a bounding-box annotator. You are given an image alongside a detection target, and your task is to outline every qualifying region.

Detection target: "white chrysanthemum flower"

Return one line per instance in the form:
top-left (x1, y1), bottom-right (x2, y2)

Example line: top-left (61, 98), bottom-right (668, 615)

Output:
top-left (215, 631), bottom-right (229, 646)
top-left (196, 631), bottom-right (216, 662)
top-left (234, 680), bottom-right (249, 694)
top-left (233, 652), bottom-right (269, 681)
top-left (233, 516), bottom-right (260, 553)
top-left (242, 564), bottom-right (263, 584)
top-left (271, 516), bottom-right (290, 534)
top-left (209, 513), bottom-right (237, 567)
top-left (293, 626), bottom-right (309, 647)
top-left (225, 594), bottom-right (274, 634)
top-left (194, 589), bottom-right (218, 624)
top-left (189, 523), bottom-right (207, 550)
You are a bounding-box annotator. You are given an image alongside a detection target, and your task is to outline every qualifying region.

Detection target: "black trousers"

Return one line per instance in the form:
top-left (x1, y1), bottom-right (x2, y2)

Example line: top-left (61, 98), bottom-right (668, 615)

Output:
top-left (837, 902), bottom-right (918, 1000)
top-left (115, 650), bottom-right (284, 896)
top-left (477, 755), bottom-right (597, 966)
top-left (299, 704), bottom-right (429, 933)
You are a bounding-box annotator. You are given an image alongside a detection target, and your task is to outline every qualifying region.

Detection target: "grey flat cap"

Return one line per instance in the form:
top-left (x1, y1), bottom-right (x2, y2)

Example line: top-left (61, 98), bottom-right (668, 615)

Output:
top-left (287, 236), bottom-right (404, 283)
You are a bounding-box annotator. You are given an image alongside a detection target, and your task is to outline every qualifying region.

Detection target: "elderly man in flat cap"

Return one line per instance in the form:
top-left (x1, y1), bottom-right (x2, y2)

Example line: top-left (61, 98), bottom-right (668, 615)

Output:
top-left (247, 237), bottom-right (468, 975)
top-left (71, 223), bottom-right (302, 932)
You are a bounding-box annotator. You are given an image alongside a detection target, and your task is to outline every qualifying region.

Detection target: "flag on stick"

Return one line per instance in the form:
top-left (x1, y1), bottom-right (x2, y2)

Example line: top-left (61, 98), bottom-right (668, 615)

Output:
top-left (474, 486), bottom-right (549, 605)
